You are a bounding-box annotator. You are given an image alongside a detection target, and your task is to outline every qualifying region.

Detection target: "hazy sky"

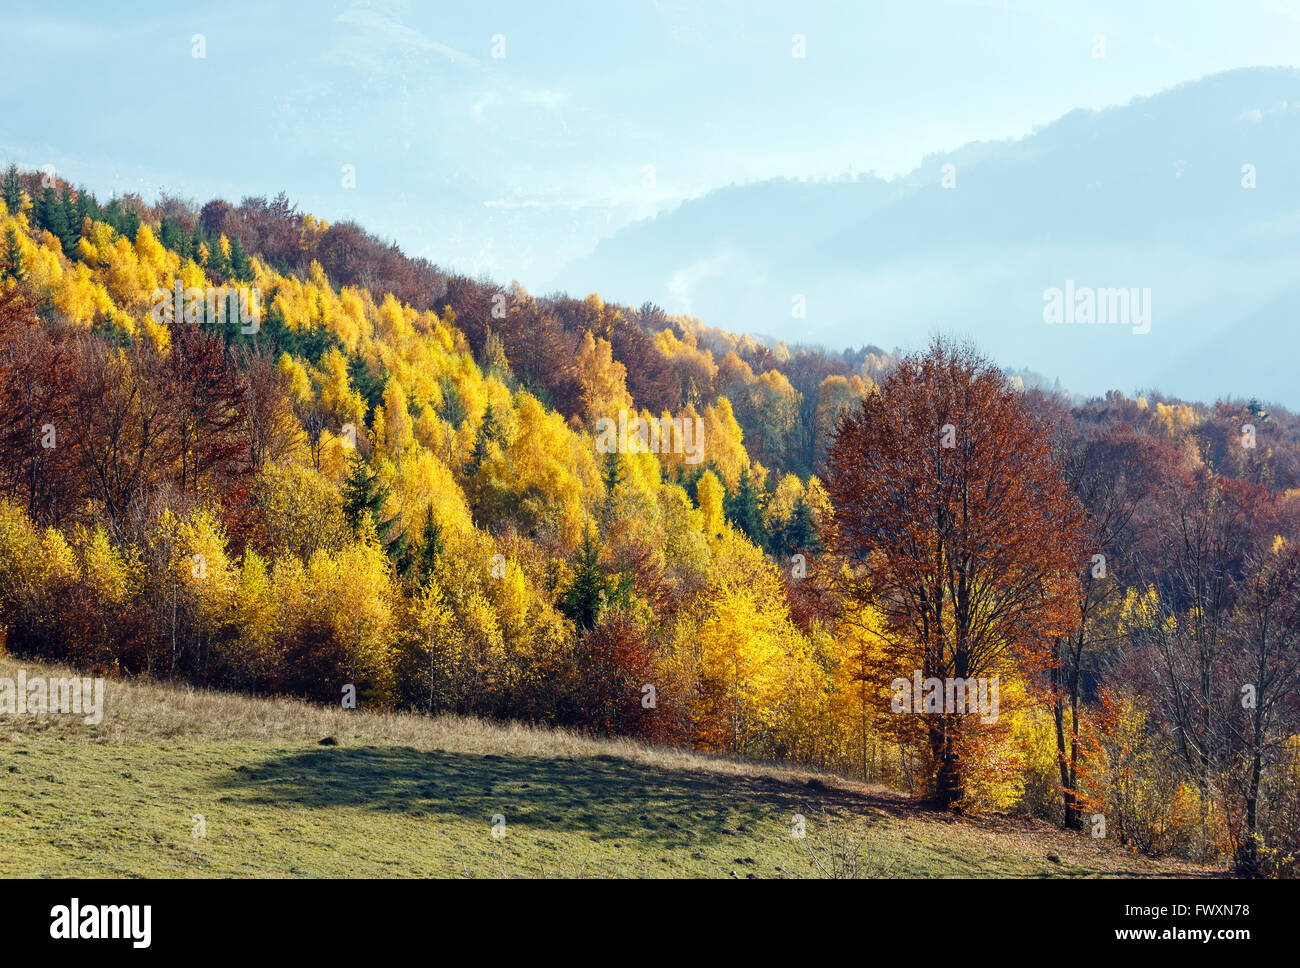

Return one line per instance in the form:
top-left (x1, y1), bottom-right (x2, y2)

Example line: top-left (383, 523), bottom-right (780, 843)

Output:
top-left (4, 0), bottom-right (1300, 288)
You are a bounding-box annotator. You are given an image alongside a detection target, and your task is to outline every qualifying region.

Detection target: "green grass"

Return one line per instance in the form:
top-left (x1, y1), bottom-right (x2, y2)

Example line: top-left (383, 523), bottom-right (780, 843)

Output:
top-left (0, 654), bottom-right (1220, 878)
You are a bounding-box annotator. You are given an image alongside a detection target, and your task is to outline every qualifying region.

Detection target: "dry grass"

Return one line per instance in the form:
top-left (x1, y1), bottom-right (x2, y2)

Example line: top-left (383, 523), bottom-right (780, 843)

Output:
top-left (1, 653), bottom-right (851, 786)
top-left (0, 653), bottom-right (1225, 878)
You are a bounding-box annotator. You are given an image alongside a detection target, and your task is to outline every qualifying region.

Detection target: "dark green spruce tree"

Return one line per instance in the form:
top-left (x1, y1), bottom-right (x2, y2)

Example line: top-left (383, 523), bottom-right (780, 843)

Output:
top-left (341, 449), bottom-right (408, 569)
top-left (775, 494), bottom-right (822, 557)
top-left (0, 226), bottom-right (26, 285)
top-left (415, 508), bottom-right (444, 583)
top-left (0, 165), bottom-right (22, 213)
top-left (57, 187), bottom-right (80, 254)
top-left (560, 528), bottom-right (609, 630)
top-left (724, 466), bottom-right (767, 550)
top-left (229, 235), bottom-right (253, 281)
top-left (467, 403), bottom-right (500, 473)
top-left (600, 449), bottom-right (623, 519)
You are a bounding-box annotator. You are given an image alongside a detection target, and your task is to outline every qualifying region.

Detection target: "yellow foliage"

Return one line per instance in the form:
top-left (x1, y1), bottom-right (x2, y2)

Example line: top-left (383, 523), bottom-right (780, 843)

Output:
top-left (1155, 401), bottom-right (1199, 438)
top-left (576, 331), bottom-right (632, 426)
top-left (696, 470), bottom-right (725, 538)
top-left (702, 396), bottom-right (749, 488)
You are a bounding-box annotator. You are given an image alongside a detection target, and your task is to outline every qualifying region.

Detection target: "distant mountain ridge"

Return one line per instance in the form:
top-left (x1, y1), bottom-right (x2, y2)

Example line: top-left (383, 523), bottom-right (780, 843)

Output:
top-left (553, 67), bottom-right (1300, 408)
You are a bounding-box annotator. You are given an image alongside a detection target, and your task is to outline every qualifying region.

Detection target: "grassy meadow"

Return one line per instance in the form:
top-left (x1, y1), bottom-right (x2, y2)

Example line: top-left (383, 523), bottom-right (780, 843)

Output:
top-left (0, 654), bottom-right (1216, 879)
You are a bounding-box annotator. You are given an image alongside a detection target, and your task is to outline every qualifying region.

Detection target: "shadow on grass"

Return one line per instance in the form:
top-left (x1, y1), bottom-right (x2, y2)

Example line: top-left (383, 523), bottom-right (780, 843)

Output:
top-left (209, 746), bottom-right (891, 849)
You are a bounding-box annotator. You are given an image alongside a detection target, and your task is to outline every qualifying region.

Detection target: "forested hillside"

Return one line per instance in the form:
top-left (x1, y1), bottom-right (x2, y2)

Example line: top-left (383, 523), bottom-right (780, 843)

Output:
top-left (2, 164), bottom-right (1299, 877)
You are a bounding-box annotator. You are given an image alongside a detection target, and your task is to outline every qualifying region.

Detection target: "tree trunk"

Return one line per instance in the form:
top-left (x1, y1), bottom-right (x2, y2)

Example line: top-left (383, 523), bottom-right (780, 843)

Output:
top-left (931, 718), bottom-right (965, 810)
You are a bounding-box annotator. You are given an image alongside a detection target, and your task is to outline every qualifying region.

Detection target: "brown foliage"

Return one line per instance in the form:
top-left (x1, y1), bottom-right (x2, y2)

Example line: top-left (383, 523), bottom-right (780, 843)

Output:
top-left (825, 338), bottom-right (1087, 807)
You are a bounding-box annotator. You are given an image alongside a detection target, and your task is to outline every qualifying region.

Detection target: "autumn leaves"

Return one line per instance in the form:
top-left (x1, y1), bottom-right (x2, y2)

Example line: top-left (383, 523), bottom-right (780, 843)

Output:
top-left (826, 339), bottom-right (1088, 809)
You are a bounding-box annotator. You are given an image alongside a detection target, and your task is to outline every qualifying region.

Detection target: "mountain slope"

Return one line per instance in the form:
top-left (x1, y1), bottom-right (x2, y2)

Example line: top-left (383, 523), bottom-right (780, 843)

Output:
top-left (555, 67), bottom-right (1300, 406)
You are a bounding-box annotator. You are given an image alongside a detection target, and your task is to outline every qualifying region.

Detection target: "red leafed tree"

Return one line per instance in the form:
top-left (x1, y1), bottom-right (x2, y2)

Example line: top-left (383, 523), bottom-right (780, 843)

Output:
top-left (163, 324), bottom-right (250, 497)
top-left (0, 288), bottom-right (81, 523)
top-left (62, 335), bottom-right (175, 539)
top-left (824, 338), bottom-right (1086, 809)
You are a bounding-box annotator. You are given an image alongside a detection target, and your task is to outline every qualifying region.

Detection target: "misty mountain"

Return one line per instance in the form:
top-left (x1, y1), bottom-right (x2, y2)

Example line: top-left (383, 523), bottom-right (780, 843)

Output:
top-left (553, 68), bottom-right (1300, 407)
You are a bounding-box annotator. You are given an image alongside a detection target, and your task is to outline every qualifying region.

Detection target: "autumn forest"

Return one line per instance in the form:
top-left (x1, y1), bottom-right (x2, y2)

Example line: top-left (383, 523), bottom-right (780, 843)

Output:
top-left (2, 165), bottom-right (1299, 878)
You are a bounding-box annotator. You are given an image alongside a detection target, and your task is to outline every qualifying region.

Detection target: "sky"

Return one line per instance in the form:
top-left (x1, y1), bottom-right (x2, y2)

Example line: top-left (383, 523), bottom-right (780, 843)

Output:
top-left (4, 0), bottom-right (1300, 289)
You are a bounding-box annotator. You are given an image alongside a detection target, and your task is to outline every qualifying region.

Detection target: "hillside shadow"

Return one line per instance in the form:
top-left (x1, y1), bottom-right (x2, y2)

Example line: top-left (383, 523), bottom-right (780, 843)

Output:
top-left (209, 746), bottom-right (891, 849)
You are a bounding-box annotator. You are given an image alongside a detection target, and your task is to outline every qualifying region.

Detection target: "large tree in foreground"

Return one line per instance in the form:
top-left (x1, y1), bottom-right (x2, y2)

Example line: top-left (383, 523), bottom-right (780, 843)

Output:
top-left (825, 339), bottom-right (1086, 809)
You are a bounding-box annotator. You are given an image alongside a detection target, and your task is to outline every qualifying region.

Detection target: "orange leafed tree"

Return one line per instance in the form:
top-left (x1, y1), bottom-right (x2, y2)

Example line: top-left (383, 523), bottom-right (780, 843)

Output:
top-left (824, 338), bottom-right (1086, 809)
